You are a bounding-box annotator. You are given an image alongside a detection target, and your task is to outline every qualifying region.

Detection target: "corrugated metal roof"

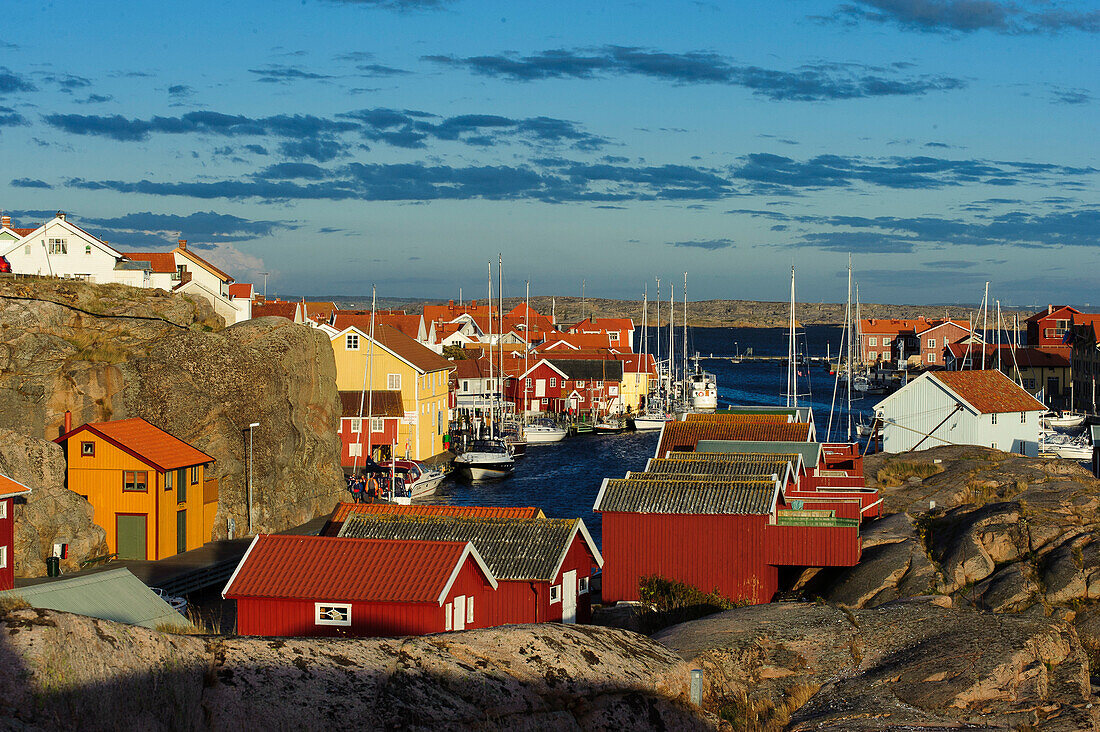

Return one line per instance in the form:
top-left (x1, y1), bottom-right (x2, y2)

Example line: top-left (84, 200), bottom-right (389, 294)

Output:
top-left (1, 568), bottom-right (191, 630)
top-left (685, 412), bottom-right (791, 422)
top-left (545, 359), bottom-right (624, 381)
top-left (223, 535), bottom-right (475, 603)
top-left (338, 391), bottom-right (404, 418)
top-left (695, 441), bottom-right (822, 467)
top-left (594, 478), bottom-right (777, 514)
top-left (644, 457), bottom-right (792, 477)
top-left (657, 421), bottom-right (811, 456)
top-left (337, 515), bottom-right (590, 581)
top-left (58, 418), bottom-right (214, 471)
top-left (929, 370), bottom-right (1048, 414)
top-left (329, 503), bottom-right (544, 527)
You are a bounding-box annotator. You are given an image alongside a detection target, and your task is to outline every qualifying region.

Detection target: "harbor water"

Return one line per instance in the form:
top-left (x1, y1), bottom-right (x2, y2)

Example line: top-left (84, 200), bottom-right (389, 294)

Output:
top-left (425, 325), bottom-right (878, 549)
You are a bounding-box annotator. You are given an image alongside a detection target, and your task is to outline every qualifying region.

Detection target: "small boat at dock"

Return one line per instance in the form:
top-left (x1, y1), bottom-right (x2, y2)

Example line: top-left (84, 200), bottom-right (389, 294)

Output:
top-left (453, 438), bottom-right (516, 480)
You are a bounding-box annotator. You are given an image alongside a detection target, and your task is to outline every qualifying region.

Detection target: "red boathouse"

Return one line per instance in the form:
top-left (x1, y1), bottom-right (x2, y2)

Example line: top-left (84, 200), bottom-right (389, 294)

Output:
top-left (223, 534), bottom-right (497, 637)
top-left (0, 474), bottom-right (33, 590)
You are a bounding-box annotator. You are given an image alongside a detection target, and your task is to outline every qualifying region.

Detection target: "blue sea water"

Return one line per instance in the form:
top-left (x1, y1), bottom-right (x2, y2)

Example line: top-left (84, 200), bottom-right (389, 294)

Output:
top-left (427, 326), bottom-right (876, 549)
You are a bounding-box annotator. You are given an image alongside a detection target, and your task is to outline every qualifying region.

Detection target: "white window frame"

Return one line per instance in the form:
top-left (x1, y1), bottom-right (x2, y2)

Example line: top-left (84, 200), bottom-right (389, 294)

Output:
top-left (345, 333), bottom-right (359, 351)
top-left (549, 377), bottom-right (557, 388)
top-left (1020, 411), bottom-right (1026, 424)
top-left (525, 377), bottom-right (532, 388)
top-left (349, 443), bottom-right (362, 457)
top-left (370, 417), bottom-right (384, 433)
top-left (466, 596), bottom-right (474, 624)
top-left (927, 353), bottom-right (936, 363)
top-left (315, 602), bottom-right (352, 626)
top-left (578, 577), bottom-right (589, 595)
top-left (868, 337), bottom-right (877, 346)
top-left (608, 331), bottom-right (619, 343)
top-left (0, 501), bottom-right (6, 520)
top-left (926, 338), bottom-right (936, 349)
top-left (550, 585), bottom-right (561, 603)
top-left (576, 381), bottom-right (584, 388)
top-left (387, 373), bottom-right (401, 390)
top-left (0, 545), bottom-right (6, 569)
top-left (991, 413), bottom-right (998, 425)
top-left (48, 238), bottom-right (67, 254)
top-left (349, 418), bottom-right (362, 433)
top-left (444, 602), bottom-right (452, 631)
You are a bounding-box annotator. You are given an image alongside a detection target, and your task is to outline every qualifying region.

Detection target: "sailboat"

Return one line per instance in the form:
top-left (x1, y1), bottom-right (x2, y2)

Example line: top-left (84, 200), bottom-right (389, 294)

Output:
top-left (634, 282), bottom-right (674, 430)
top-left (454, 258), bottom-right (516, 480)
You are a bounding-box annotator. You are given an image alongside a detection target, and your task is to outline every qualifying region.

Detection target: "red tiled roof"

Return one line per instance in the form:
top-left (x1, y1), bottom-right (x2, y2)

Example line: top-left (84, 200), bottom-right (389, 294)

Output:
top-left (57, 418), bottom-right (214, 471)
top-left (177, 246), bottom-right (233, 282)
top-left (914, 319), bottom-right (971, 336)
top-left (1026, 305), bottom-right (1080, 324)
top-left (859, 318), bottom-right (935, 335)
top-left (657, 420), bottom-right (812, 456)
top-left (945, 344), bottom-right (1071, 368)
top-left (538, 332), bottom-right (613, 350)
top-left (0, 473), bottom-right (32, 499)
top-left (251, 301), bottom-right (299, 320)
top-left (303, 302), bottom-right (338, 322)
top-left (223, 534), bottom-right (488, 603)
top-left (929, 370), bottom-right (1047, 413)
top-left (228, 283), bottom-right (253, 299)
top-left (122, 251), bottom-right (177, 274)
top-left (12, 228), bottom-right (37, 237)
top-left (328, 502), bottom-right (543, 528)
top-left (571, 317), bottom-right (634, 332)
top-left (369, 323), bottom-right (452, 374)
top-left (451, 358), bottom-right (487, 379)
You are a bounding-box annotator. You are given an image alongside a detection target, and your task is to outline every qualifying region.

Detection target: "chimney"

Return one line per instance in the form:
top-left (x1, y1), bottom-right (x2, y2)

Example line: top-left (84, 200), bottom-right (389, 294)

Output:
top-left (57, 211), bottom-right (66, 220)
top-left (64, 410), bottom-right (72, 433)
top-left (448, 300), bottom-right (454, 307)
top-left (1048, 304), bottom-right (1053, 314)
top-left (1, 216), bottom-right (10, 228)
top-left (178, 239), bottom-right (188, 250)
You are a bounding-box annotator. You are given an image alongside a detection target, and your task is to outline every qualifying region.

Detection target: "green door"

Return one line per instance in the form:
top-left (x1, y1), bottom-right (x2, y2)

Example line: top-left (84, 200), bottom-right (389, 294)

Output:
top-left (176, 510), bottom-right (187, 555)
top-left (117, 514), bottom-right (147, 560)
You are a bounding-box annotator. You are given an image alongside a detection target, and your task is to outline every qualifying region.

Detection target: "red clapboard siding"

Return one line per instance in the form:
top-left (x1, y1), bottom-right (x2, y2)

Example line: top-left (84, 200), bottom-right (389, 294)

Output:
top-left (551, 533), bottom-right (601, 623)
top-left (601, 513), bottom-right (777, 604)
top-left (765, 524), bottom-right (861, 566)
top-left (0, 498), bottom-right (13, 591)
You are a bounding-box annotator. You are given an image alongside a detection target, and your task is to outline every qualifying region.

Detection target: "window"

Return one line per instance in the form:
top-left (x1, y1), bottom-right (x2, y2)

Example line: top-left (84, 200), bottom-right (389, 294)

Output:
top-left (608, 332), bottom-right (619, 343)
top-left (579, 577), bottom-right (589, 594)
top-left (991, 413), bottom-right (998, 425)
top-left (868, 337), bottom-right (878, 346)
top-left (0, 545), bottom-right (6, 570)
top-left (0, 501), bottom-right (6, 520)
top-left (991, 442), bottom-right (998, 450)
top-left (190, 466), bottom-right (199, 484)
top-left (462, 380), bottom-right (470, 392)
top-left (466, 596), bottom-right (474, 624)
top-left (550, 585), bottom-right (561, 603)
top-left (350, 418), bottom-right (362, 433)
top-left (444, 602), bottom-right (452, 631)
top-left (315, 602), bottom-right (352, 626)
top-left (596, 380), bottom-right (602, 388)
top-left (81, 441), bottom-right (95, 457)
top-left (172, 265), bottom-right (184, 281)
top-left (1020, 411), bottom-right (1027, 423)
top-left (349, 443), bottom-right (362, 457)
top-left (882, 337), bottom-right (891, 346)
top-left (346, 333), bottom-right (359, 350)
top-left (926, 338), bottom-right (936, 349)
top-left (24, 244), bottom-right (30, 255)
top-left (576, 381), bottom-right (584, 388)
top-left (84, 244), bottom-right (91, 255)
top-left (541, 398), bottom-right (548, 405)
top-left (927, 353), bottom-right (936, 363)
top-left (48, 238), bottom-right (67, 254)
top-left (387, 373), bottom-right (401, 390)
top-left (165, 470), bottom-right (173, 491)
top-left (525, 378), bottom-right (532, 388)
top-left (550, 377), bottom-right (557, 388)
top-left (123, 471), bottom-right (148, 492)
top-left (370, 417), bottom-right (384, 433)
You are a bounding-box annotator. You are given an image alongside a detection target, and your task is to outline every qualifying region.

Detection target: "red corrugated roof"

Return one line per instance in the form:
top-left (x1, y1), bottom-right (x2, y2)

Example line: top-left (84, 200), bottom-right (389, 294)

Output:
top-left (929, 370), bottom-right (1047, 413)
top-left (1025, 305), bottom-right (1080, 324)
top-left (657, 420), bottom-right (811, 456)
top-left (122, 251), bottom-right (177, 274)
top-left (945, 344), bottom-right (1071, 368)
top-left (0, 473), bottom-right (32, 499)
top-left (228, 283), bottom-right (253, 299)
top-left (252, 301), bottom-right (300, 320)
top-left (12, 228), bottom-right (37, 237)
top-left (223, 535), bottom-right (478, 603)
top-left (58, 418), bottom-right (214, 471)
top-left (329, 502), bottom-right (544, 526)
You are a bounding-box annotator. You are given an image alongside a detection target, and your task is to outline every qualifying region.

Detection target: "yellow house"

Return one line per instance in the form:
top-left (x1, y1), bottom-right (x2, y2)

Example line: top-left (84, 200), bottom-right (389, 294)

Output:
top-left (620, 354), bottom-right (657, 413)
top-left (56, 418), bottom-right (217, 561)
top-left (331, 323), bottom-right (454, 461)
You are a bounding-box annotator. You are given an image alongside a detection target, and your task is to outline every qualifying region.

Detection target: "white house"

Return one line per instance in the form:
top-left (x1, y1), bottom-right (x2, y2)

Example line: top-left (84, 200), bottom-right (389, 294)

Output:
top-left (874, 369), bottom-right (1046, 457)
top-left (0, 213), bottom-right (139, 284)
top-left (123, 240), bottom-right (246, 324)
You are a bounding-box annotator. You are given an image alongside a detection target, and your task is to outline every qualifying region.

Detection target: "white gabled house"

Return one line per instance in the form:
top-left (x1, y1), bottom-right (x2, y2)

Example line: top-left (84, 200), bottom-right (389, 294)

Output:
top-left (0, 213), bottom-right (138, 284)
top-left (874, 369), bottom-right (1047, 457)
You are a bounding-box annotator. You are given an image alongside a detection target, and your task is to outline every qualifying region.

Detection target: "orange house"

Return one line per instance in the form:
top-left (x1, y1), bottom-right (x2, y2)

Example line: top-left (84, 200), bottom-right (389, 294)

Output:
top-left (56, 418), bottom-right (217, 561)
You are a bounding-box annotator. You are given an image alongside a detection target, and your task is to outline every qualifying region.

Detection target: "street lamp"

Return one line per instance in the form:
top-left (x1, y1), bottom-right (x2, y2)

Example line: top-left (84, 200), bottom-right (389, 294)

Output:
top-left (246, 422), bottom-right (259, 533)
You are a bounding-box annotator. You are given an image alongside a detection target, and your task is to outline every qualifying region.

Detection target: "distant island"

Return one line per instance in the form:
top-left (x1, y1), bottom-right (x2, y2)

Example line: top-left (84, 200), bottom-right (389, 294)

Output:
top-left (307, 295), bottom-right (1031, 329)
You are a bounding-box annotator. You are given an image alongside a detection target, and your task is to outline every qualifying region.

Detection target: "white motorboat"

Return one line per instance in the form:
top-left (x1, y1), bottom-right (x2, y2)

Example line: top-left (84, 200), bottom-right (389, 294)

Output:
top-left (633, 411), bottom-right (674, 431)
top-left (379, 459), bottom-right (445, 500)
top-left (453, 439), bottom-right (515, 480)
top-left (1041, 433), bottom-right (1093, 460)
top-left (523, 420), bottom-right (568, 444)
top-left (686, 366), bottom-right (718, 411)
top-left (1041, 411), bottom-right (1087, 429)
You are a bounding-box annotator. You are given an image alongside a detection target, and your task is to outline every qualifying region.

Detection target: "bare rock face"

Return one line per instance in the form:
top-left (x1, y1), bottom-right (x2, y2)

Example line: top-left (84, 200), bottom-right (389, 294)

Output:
top-left (0, 429), bottom-right (106, 574)
top-left (0, 609), bottom-right (711, 731)
top-left (0, 279), bottom-right (345, 569)
top-left (655, 600), bottom-right (1097, 731)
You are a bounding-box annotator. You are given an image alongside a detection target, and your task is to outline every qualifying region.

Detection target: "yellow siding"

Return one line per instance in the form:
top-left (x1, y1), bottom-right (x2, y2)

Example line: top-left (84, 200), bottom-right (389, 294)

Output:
top-left (65, 433), bottom-right (209, 560)
top-left (330, 332), bottom-right (451, 460)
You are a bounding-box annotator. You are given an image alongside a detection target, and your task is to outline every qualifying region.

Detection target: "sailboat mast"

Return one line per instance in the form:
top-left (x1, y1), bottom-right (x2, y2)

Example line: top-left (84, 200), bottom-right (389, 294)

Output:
top-left (682, 272), bottom-right (688, 391)
top-left (353, 285), bottom-right (377, 472)
top-left (523, 279), bottom-right (530, 419)
top-left (669, 282), bottom-right (675, 410)
top-left (996, 300), bottom-right (1001, 373)
top-left (847, 255), bottom-right (853, 442)
top-left (787, 266), bottom-right (796, 408)
top-left (487, 260), bottom-right (494, 440)
top-left (498, 253), bottom-right (504, 426)
top-left (654, 278), bottom-right (661, 406)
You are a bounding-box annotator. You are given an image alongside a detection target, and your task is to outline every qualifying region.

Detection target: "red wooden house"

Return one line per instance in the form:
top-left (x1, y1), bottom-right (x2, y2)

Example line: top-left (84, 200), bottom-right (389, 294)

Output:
top-left (337, 390), bottom-right (401, 467)
top-left (338, 513), bottom-right (603, 625)
top-left (1026, 305), bottom-right (1080, 351)
top-left (223, 535), bottom-right (498, 637)
top-left (914, 320), bottom-right (973, 367)
top-left (568, 317), bottom-right (635, 352)
top-left (0, 474), bottom-right (32, 591)
top-left (321, 503), bottom-right (545, 537)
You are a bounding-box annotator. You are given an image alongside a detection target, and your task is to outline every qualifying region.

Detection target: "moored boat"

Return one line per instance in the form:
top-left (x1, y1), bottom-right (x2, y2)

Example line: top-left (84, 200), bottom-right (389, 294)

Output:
top-left (453, 438), bottom-right (516, 480)
top-left (378, 459), bottom-right (445, 500)
top-left (632, 411), bottom-right (674, 431)
top-left (1041, 411), bottom-right (1087, 429)
top-left (523, 419), bottom-right (568, 444)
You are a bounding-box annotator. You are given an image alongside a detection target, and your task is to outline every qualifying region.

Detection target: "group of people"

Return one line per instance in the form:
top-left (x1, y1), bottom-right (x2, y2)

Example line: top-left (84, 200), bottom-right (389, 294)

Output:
top-left (345, 473), bottom-right (382, 502)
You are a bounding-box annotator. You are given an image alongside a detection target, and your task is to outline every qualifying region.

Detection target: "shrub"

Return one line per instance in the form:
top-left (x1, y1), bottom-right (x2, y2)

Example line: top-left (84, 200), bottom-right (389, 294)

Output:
top-left (634, 575), bottom-right (744, 634)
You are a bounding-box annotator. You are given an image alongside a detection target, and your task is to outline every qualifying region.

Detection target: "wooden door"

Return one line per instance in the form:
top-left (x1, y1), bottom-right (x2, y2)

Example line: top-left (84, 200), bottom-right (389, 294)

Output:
top-left (562, 570), bottom-right (577, 624)
top-left (176, 510), bottom-right (187, 555)
top-left (116, 514), bottom-right (147, 560)
top-left (452, 595), bottom-right (466, 631)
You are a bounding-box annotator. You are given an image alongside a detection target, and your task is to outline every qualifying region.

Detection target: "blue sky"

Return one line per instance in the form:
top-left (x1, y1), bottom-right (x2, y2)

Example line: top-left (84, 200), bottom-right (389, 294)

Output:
top-left (1, 0), bottom-right (1097, 305)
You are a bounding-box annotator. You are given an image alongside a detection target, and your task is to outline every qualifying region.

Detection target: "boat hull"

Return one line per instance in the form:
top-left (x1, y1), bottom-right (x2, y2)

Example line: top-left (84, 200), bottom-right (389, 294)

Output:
top-left (633, 416), bottom-right (672, 431)
top-left (456, 461), bottom-right (515, 480)
top-left (524, 427), bottom-right (568, 443)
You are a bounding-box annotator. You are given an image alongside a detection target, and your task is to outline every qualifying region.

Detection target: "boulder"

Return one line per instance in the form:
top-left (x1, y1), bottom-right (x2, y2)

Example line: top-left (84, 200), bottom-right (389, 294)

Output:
top-left (824, 538), bottom-right (935, 608)
top-left (0, 429), bottom-right (106, 574)
top-left (0, 609), bottom-right (710, 730)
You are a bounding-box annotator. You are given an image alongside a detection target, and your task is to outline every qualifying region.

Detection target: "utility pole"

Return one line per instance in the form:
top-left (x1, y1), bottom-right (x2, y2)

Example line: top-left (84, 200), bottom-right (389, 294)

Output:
top-left (259, 272), bottom-right (269, 299)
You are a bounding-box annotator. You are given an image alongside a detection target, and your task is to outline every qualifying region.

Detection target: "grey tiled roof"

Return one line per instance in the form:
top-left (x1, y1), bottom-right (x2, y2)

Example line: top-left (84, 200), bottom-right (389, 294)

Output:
top-left (546, 359), bottom-right (624, 381)
top-left (337, 515), bottom-right (590, 581)
top-left (594, 478), bottom-right (777, 515)
top-left (645, 456), bottom-right (792, 477)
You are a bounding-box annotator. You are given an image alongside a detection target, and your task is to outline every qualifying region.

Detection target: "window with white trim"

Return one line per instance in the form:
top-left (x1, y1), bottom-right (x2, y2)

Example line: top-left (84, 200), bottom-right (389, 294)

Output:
top-left (0, 501), bottom-right (6, 520)
top-left (868, 337), bottom-right (878, 346)
top-left (350, 418), bottom-right (362, 433)
top-left (550, 377), bottom-right (557, 388)
top-left (48, 238), bottom-right (67, 254)
top-left (927, 353), bottom-right (936, 363)
top-left (387, 373), bottom-right (401, 390)
top-left (315, 602), bottom-right (351, 626)
top-left (525, 378), bottom-right (532, 388)
top-left (444, 602), bottom-right (452, 630)
top-left (370, 417), bottom-right (384, 433)
top-left (550, 585), bottom-right (561, 603)
top-left (466, 596), bottom-right (474, 624)
top-left (1020, 411), bottom-right (1026, 423)
top-left (346, 333), bottom-right (359, 350)
top-left (608, 332), bottom-right (619, 343)
top-left (578, 577), bottom-right (589, 594)
top-left (349, 443), bottom-right (362, 457)
top-left (991, 413), bottom-right (998, 424)
top-left (0, 545), bottom-right (6, 569)
top-left (576, 381), bottom-right (584, 388)
top-left (926, 338), bottom-right (936, 349)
